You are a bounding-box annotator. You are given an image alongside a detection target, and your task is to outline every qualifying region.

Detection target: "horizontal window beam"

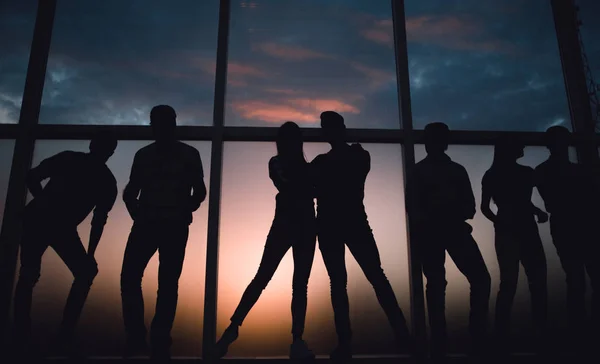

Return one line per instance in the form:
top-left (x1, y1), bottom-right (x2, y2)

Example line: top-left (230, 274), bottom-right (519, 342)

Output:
top-left (1, 124), bottom-right (599, 146)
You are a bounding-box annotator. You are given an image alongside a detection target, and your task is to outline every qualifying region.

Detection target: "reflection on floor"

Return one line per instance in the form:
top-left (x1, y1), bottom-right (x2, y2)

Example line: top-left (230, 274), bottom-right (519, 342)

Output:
top-left (4, 353), bottom-right (576, 364)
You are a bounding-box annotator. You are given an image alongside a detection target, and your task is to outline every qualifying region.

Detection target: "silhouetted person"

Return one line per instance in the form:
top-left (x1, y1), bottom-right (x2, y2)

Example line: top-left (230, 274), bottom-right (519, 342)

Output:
top-left (481, 137), bottom-right (548, 356)
top-left (212, 122), bottom-right (317, 360)
top-left (311, 111), bottom-right (414, 361)
top-left (534, 126), bottom-right (600, 351)
top-left (121, 105), bottom-right (207, 360)
top-left (12, 131), bottom-right (118, 357)
top-left (408, 122), bottom-right (491, 363)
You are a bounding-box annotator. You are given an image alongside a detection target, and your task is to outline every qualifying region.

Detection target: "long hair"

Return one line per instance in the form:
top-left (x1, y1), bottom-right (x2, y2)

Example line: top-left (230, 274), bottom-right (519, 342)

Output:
top-left (276, 121), bottom-right (306, 163)
top-left (491, 136), bottom-right (523, 169)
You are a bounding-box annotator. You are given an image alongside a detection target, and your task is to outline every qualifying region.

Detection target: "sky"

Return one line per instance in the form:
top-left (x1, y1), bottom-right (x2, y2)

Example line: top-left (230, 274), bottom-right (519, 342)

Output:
top-left (0, 138), bottom-right (587, 357)
top-left (0, 0), bottom-right (598, 358)
top-left (2, 0), bottom-right (599, 130)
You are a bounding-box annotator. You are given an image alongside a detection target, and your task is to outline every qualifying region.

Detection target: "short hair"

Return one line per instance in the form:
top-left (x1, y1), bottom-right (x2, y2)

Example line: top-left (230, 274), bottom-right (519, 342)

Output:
top-left (320, 111), bottom-right (345, 129)
top-left (424, 122), bottom-right (450, 139)
top-left (150, 105), bottom-right (177, 122)
top-left (544, 125), bottom-right (570, 144)
top-left (90, 130), bottom-right (117, 151)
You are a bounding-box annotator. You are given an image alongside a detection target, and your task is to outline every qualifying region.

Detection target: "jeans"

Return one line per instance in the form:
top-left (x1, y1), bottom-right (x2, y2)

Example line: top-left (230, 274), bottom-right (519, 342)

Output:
top-left (14, 221), bottom-right (98, 343)
top-left (417, 221), bottom-right (491, 356)
top-left (230, 213), bottom-right (316, 338)
top-left (317, 216), bottom-right (411, 345)
top-left (494, 220), bottom-right (547, 342)
top-left (120, 220), bottom-right (189, 350)
top-left (550, 216), bottom-right (599, 343)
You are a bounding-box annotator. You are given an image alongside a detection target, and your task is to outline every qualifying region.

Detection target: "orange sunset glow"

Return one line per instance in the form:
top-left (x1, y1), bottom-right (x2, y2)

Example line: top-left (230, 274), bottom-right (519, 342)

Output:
top-left (0, 139), bottom-right (581, 358)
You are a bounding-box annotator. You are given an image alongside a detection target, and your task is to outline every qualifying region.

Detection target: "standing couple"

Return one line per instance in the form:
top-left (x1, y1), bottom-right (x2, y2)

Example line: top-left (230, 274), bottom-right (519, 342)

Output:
top-left (211, 111), bottom-right (415, 361)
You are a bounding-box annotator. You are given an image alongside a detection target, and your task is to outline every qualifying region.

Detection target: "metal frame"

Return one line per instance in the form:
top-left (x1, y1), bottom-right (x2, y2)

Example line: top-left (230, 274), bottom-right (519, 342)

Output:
top-left (0, 0), bottom-right (598, 358)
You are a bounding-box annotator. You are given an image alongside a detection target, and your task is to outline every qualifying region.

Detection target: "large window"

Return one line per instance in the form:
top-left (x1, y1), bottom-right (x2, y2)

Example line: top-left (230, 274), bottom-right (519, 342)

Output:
top-left (414, 145), bottom-right (579, 353)
top-left (218, 142), bottom-right (411, 357)
top-left (14, 140), bottom-right (211, 357)
top-left (38, 0), bottom-right (219, 126)
top-left (406, 0), bottom-right (569, 131)
top-left (0, 1), bottom-right (37, 124)
top-left (226, 0), bottom-right (400, 129)
top-left (0, 140), bottom-right (16, 234)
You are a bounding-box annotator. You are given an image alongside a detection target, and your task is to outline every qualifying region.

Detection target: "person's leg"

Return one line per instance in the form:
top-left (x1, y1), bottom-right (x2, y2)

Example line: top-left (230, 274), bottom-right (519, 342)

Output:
top-left (52, 229), bottom-right (99, 345)
top-left (519, 227), bottom-right (548, 346)
top-left (13, 225), bottom-right (48, 347)
top-left (290, 219), bottom-right (316, 341)
top-left (583, 235), bottom-right (600, 348)
top-left (120, 222), bottom-right (158, 352)
top-left (289, 218), bottom-right (317, 359)
top-left (418, 232), bottom-right (448, 361)
top-left (445, 225), bottom-right (491, 355)
top-left (493, 228), bottom-right (520, 352)
top-left (318, 224), bottom-right (352, 359)
top-left (550, 222), bottom-right (586, 341)
top-left (213, 218), bottom-right (291, 358)
top-left (149, 222), bottom-right (190, 357)
top-left (345, 219), bottom-right (412, 353)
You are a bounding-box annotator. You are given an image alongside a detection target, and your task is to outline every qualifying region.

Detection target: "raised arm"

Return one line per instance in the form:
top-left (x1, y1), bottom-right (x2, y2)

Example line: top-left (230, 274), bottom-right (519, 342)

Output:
top-left (123, 151), bottom-right (143, 220)
top-left (27, 151), bottom-right (69, 198)
top-left (88, 176), bottom-right (118, 257)
top-left (189, 149), bottom-right (207, 212)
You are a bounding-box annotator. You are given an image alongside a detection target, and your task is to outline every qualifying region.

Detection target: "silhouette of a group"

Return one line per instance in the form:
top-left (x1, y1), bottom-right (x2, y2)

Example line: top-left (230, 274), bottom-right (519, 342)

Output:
top-left (9, 106), bottom-right (600, 363)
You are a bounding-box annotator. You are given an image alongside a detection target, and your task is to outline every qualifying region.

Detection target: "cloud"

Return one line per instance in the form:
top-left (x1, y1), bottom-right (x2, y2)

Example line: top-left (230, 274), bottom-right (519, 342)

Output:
top-left (350, 62), bottom-right (396, 90)
top-left (231, 98), bottom-right (360, 124)
top-left (360, 19), bottom-right (394, 48)
top-left (253, 42), bottom-right (333, 61)
top-left (405, 15), bottom-right (517, 54)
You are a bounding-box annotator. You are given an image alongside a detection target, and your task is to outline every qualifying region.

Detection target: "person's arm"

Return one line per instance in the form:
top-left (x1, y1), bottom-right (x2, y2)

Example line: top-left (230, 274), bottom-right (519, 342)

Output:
top-left (189, 149), bottom-right (207, 212)
top-left (269, 157), bottom-right (288, 192)
top-left (459, 166), bottom-right (477, 220)
top-left (533, 166), bottom-right (550, 214)
top-left (123, 151), bottom-right (143, 220)
top-left (406, 167), bottom-right (426, 225)
top-left (88, 177), bottom-right (118, 257)
top-left (27, 151), bottom-right (69, 198)
top-left (480, 171), bottom-right (497, 223)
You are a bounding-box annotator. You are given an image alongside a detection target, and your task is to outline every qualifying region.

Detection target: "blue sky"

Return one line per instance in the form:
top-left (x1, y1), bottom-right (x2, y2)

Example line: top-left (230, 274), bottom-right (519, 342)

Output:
top-left (2, 0), bottom-right (598, 130)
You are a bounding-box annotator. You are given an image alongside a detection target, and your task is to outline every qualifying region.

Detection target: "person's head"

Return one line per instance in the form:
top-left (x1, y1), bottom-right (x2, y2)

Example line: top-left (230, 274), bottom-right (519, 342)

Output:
top-left (492, 136), bottom-right (524, 166)
top-left (320, 111), bottom-right (346, 146)
top-left (276, 121), bottom-right (305, 162)
top-left (89, 130), bottom-right (118, 163)
top-left (544, 125), bottom-right (570, 155)
top-left (150, 105), bottom-right (177, 143)
top-left (424, 122), bottom-right (450, 155)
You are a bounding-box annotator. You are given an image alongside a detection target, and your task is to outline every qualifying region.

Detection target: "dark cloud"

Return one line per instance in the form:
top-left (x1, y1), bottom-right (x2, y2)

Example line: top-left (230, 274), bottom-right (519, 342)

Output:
top-left (0, 0), bottom-right (591, 130)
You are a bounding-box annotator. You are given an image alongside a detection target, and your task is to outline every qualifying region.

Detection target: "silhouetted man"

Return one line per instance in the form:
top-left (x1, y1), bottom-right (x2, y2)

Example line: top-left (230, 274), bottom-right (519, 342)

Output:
top-left (534, 126), bottom-right (599, 351)
top-left (13, 131), bottom-right (118, 356)
top-left (121, 105), bottom-right (207, 360)
top-left (311, 111), bottom-right (413, 361)
top-left (409, 122), bottom-right (491, 363)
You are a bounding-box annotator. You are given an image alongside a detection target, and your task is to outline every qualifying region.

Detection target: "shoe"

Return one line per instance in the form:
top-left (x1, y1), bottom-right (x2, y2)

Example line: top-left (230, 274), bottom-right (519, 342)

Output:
top-left (123, 337), bottom-right (149, 358)
top-left (151, 347), bottom-right (171, 361)
top-left (290, 339), bottom-right (315, 360)
top-left (330, 344), bottom-right (352, 362)
top-left (211, 325), bottom-right (239, 359)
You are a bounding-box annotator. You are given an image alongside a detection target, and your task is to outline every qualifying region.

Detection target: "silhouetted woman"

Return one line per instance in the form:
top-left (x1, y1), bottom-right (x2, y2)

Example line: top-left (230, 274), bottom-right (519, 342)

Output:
top-left (481, 138), bottom-right (549, 355)
top-left (212, 121), bottom-right (317, 360)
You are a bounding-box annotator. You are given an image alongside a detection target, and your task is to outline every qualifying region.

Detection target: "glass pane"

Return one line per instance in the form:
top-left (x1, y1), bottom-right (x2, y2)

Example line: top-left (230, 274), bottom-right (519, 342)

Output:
top-left (406, 0), bottom-right (570, 131)
top-left (15, 140), bottom-right (211, 357)
top-left (578, 0), bottom-right (600, 131)
top-left (39, 0), bottom-right (219, 125)
top-left (414, 145), bottom-right (577, 353)
top-left (0, 140), bottom-right (16, 233)
top-left (218, 142), bottom-right (410, 357)
top-left (226, 0), bottom-right (400, 129)
top-left (0, 1), bottom-right (37, 124)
